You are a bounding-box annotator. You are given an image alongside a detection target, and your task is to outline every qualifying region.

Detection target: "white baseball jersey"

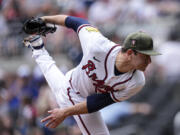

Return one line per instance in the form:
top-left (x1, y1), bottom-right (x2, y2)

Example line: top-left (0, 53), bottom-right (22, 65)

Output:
top-left (32, 24), bottom-right (145, 135)
top-left (67, 24), bottom-right (145, 102)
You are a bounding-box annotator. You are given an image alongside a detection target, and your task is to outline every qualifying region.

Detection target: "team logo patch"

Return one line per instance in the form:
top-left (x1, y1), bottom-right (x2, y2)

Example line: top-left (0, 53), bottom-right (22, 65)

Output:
top-left (131, 40), bottom-right (136, 48)
top-left (86, 27), bottom-right (99, 32)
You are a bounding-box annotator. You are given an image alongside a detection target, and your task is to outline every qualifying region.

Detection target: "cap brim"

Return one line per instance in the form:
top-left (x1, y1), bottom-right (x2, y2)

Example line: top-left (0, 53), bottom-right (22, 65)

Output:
top-left (137, 50), bottom-right (162, 56)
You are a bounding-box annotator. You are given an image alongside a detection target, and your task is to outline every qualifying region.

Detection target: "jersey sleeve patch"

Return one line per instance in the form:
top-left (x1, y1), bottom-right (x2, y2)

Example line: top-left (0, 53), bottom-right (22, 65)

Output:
top-left (77, 25), bottom-right (99, 34)
top-left (85, 27), bottom-right (99, 33)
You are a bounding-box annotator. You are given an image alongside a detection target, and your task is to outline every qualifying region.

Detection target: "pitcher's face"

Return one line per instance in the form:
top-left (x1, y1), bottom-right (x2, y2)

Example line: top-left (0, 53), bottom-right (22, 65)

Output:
top-left (132, 52), bottom-right (152, 71)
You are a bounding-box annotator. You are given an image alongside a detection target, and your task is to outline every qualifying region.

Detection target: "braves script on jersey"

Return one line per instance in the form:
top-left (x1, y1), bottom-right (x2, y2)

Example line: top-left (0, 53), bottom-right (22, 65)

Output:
top-left (68, 24), bottom-right (145, 102)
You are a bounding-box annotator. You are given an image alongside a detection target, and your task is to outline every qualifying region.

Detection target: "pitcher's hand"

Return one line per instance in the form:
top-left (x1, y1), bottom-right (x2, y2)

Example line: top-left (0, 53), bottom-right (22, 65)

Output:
top-left (41, 108), bottom-right (67, 128)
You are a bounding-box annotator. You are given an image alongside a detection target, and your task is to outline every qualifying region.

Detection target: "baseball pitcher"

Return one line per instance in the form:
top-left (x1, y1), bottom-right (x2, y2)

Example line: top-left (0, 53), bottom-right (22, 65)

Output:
top-left (23, 15), bottom-right (161, 135)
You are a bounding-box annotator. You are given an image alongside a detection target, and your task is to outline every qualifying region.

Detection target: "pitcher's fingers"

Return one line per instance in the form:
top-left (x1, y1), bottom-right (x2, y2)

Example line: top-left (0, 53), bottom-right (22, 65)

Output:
top-left (48, 110), bottom-right (53, 113)
top-left (50, 122), bottom-right (59, 128)
top-left (45, 119), bottom-right (55, 128)
top-left (41, 115), bottom-right (52, 123)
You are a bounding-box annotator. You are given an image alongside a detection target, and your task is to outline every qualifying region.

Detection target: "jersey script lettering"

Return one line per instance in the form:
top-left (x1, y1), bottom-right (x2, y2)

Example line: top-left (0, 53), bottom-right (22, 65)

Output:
top-left (82, 60), bottom-right (115, 93)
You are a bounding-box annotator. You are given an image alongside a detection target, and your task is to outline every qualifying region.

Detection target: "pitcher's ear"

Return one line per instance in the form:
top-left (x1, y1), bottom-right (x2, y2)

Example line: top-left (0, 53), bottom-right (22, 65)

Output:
top-left (126, 49), bottom-right (134, 56)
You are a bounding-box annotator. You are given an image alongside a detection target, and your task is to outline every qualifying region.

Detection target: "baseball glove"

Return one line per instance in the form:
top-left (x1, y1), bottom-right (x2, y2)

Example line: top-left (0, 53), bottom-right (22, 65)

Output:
top-left (22, 18), bottom-right (57, 36)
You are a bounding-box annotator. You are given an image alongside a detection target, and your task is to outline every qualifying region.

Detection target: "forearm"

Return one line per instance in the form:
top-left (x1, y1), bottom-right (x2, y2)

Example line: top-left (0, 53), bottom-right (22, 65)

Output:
top-left (41, 15), bottom-right (68, 26)
top-left (41, 94), bottom-right (115, 128)
top-left (64, 101), bottom-right (88, 117)
top-left (41, 15), bottom-right (90, 32)
top-left (64, 93), bottom-right (115, 117)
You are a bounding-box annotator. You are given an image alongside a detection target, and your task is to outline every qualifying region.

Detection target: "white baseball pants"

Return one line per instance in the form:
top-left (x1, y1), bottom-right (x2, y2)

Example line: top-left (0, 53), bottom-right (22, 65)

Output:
top-left (32, 48), bottom-right (110, 135)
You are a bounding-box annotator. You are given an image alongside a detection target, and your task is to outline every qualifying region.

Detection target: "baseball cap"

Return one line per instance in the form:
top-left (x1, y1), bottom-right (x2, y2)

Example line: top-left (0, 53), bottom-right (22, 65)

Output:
top-left (123, 31), bottom-right (161, 56)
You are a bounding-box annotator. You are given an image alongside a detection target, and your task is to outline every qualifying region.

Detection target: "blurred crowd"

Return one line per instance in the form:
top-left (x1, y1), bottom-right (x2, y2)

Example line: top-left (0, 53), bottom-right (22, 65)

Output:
top-left (0, 0), bottom-right (180, 135)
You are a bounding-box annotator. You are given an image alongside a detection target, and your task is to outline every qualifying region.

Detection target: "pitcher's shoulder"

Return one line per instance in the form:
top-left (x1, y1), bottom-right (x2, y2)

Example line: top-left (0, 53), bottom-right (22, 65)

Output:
top-left (133, 70), bottom-right (145, 87)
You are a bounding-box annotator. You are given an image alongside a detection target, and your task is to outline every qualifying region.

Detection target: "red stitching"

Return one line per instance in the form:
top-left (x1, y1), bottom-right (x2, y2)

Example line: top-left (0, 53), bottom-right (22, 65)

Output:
top-left (103, 45), bottom-right (121, 81)
top-left (112, 70), bottom-right (136, 89)
top-left (69, 75), bottom-right (74, 89)
top-left (67, 87), bottom-right (90, 135)
top-left (111, 91), bottom-right (120, 102)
